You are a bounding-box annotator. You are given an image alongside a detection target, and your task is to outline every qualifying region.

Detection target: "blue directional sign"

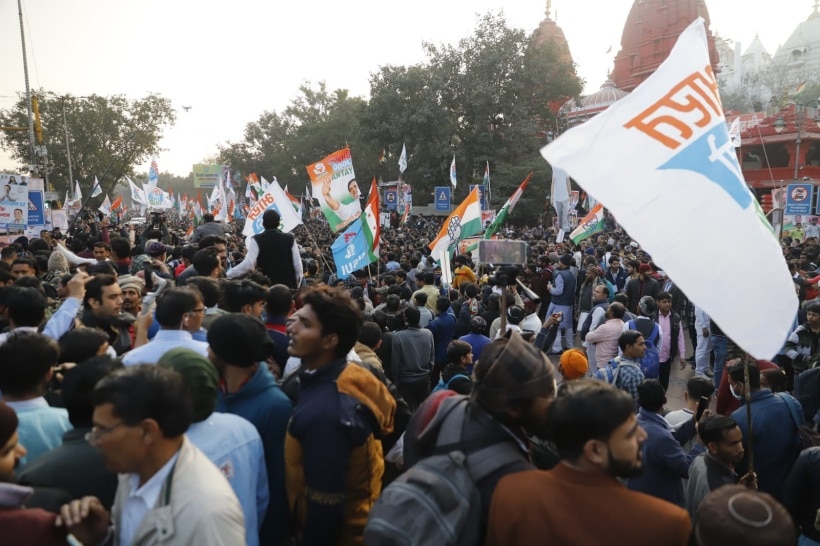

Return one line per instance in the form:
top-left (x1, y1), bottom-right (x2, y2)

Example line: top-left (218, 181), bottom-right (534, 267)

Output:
top-left (435, 186), bottom-right (451, 211)
top-left (27, 191), bottom-right (45, 225)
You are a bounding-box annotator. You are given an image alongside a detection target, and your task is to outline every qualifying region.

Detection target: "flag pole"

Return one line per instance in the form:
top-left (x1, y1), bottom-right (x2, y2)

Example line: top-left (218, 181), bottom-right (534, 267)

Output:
top-left (742, 355), bottom-right (755, 476)
top-left (294, 223), bottom-right (333, 275)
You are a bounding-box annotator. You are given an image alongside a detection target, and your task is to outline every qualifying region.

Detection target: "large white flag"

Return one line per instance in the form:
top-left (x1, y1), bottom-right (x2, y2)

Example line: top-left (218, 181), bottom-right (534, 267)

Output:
top-left (91, 176), bottom-right (103, 197)
top-left (127, 176), bottom-right (146, 204)
top-left (243, 176), bottom-right (303, 237)
top-left (398, 143), bottom-right (408, 174)
top-left (98, 194), bottom-right (111, 215)
top-left (541, 18), bottom-right (796, 359)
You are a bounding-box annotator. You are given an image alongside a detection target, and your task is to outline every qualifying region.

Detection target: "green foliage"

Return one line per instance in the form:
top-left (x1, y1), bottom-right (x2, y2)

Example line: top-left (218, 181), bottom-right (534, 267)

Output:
top-left (0, 90), bottom-right (175, 196)
top-left (215, 10), bottom-right (582, 217)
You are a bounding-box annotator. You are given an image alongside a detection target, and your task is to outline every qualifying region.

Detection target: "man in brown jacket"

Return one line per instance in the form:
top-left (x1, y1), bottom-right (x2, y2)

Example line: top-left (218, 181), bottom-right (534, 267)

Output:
top-left (486, 380), bottom-right (691, 546)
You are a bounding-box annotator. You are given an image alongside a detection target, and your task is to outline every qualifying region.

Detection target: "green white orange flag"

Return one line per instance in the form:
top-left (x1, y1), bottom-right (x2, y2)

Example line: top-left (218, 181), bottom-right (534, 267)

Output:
top-left (483, 172), bottom-right (531, 239)
top-left (362, 177), bottom-right (380, 261)
top-left (429, 185), bottom-right (482, 259)
top-left (570, 203), bottom-right (606, 244)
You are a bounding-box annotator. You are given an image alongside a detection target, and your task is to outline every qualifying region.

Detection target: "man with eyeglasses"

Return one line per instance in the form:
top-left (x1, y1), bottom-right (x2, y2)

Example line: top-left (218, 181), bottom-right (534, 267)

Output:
top-left (122, 287), bottom-right (208, 367)
top-left (57, 365), bottom-right (245, 545)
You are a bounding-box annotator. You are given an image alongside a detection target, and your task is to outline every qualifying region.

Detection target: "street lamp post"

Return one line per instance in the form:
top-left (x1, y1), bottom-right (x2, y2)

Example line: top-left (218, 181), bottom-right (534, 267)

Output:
top-left (773, 99), bottom-right (820, 181)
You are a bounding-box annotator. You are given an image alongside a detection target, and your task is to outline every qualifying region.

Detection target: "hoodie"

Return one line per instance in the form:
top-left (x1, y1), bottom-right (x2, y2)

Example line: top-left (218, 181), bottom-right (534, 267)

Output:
top-left (216, 364), bottom-right (293, 546)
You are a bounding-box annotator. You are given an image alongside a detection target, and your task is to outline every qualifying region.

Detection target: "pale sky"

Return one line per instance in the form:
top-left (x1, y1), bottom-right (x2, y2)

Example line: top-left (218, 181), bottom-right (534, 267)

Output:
top-left (0, 0), bottom-right (815, 178)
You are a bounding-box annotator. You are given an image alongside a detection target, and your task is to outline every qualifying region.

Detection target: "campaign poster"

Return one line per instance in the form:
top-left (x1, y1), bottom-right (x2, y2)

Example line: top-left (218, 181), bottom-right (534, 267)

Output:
top-left (193, 164), bottom-right (223, 188)
top-left (384, 189), bottom-right (398, 210)
top-left (51, 209), bottom-right (69, 230)
top-left (0, 173), bottom-right (29, 228)
top-left (306, 148), bottom-right (361, 232)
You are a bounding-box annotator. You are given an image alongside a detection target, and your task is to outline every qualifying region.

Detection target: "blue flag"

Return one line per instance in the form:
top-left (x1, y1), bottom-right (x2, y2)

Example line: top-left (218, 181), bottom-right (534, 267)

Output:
top-left (331, 218), bottom-right (375, 279)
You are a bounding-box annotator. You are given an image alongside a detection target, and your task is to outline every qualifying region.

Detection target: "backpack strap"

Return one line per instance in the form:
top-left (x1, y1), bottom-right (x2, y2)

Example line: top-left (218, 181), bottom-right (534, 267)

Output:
top-left (464, 441), bottom-right (526, 482)
top-left (433, 396), bottom-right (470, 449)
top-left (775, 392), bottom-right (804, 430)
top-left (647, 323), bottom-right (659, 345)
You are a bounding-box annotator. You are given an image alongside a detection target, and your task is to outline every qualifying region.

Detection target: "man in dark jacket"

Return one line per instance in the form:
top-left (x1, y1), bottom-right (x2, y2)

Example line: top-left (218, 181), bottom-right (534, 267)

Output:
top-left (190, 213), bottom-right (227, 243)
top-left (624, 263), bottom-right (660, 314)
top-left (80, 275), bottom-right (134, 355)
top-left (404, 330), bottom-right (557, 544)
top-left (228, 209), bottom-right (303, 288)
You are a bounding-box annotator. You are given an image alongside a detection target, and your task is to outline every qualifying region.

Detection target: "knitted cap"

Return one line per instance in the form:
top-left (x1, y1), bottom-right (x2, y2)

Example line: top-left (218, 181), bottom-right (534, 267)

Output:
top-left (158, 348), bottom-right (218, 423)
top-left (472, 330), bottom-right (555, 414)
top-left (559, 349), bottom-right (588, 380)
top-left (118, 274), bottom-right (145, 294)
top-left (694, 485), bottom-right (795, 546)
top-left (207, 313), bottom-right (274, 367)
top-left (0, 401), bottom-right (19, 448)
top-left (47, 251), bottom-right (69, 272)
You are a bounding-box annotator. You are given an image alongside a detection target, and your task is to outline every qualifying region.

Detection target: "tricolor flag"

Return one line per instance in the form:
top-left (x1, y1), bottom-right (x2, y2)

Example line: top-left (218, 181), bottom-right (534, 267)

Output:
top-left (401, 203), bottom-right (410, 225)
top-left (111, 195), bottom-right (123, 211)
top-left (540, 18), bottom-right (796, 359)
top-left (91, 177), bottom-right (103, 198)
top-left (398, 143), bottom-right (408, 173)
top-left (569, 203), bottom-right (606, 244)
top-left (362, 177), bottom-right (380, 261)
top-left (429, 185), bottom-right (482, 260)
top-left (285, 188), bottom-right (303, 218)
top-left (449, 154), bottom-right (457, 188)
top-left (483, 172), bottom-right (531, 239)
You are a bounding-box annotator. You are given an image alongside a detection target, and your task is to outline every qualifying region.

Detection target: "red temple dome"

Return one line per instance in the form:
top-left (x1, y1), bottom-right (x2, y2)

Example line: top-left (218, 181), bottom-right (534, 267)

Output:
top-left (531, 0), bottom-right (574, 64)
top-left (611, 0), bottom-right (719, 92)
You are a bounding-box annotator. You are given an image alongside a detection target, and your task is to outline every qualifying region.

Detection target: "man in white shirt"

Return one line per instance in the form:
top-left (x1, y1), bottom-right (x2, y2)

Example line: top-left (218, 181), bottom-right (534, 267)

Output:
top-left (805, 217), bottom-right (820, 240)
top-left (227, 209), bottom-right (303, 288)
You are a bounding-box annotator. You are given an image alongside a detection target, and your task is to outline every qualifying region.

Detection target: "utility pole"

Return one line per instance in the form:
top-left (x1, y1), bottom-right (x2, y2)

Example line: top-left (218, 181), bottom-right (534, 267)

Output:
top-left (18, 0), bottom-right (36, 170)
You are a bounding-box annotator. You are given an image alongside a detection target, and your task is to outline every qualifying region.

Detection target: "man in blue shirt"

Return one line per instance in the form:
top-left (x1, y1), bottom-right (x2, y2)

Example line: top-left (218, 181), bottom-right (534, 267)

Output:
top-left (428, 296), bottom-right (457, 386)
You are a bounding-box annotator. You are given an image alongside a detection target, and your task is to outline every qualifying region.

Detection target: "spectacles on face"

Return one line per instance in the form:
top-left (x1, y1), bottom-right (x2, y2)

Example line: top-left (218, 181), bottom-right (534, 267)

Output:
top-left (188, 308), bottom-right (206, 314)
top-left (85, 421), bottom-right (127, 444)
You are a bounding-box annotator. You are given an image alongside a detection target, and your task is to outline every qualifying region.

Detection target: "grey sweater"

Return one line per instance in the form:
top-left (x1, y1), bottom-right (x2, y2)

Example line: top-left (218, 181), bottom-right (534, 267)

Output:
top-left (391, 327), bottom-right (435, 384)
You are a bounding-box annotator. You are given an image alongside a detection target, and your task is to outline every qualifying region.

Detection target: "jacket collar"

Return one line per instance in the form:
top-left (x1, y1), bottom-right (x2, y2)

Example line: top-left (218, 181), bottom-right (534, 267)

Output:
top-left (638, 407), bottom-right (672, 430)
top-left (0, 483), bottom-right (33, 508)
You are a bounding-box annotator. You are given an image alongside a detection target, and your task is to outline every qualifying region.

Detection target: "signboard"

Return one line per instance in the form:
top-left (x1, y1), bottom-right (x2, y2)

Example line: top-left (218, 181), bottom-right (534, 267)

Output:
top-left (27, 191), bottom-right (45, 225)
top-left (384, 189), bottom-right (397, 210)
top-left (0, 173), bottom-right (30, 228)
top-left (192, 164), bottom-right (223, 188)
top-left (469, 184), bottom-right (486, 210)
top-left (786, 183), bottom-right (813, 215)
top-left (435, 186), bottom-right (451, 211)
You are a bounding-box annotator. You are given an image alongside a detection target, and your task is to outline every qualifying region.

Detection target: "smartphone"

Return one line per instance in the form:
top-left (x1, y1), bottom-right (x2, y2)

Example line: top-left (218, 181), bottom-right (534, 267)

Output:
top-left (695, 396), bottom-right (710, 422)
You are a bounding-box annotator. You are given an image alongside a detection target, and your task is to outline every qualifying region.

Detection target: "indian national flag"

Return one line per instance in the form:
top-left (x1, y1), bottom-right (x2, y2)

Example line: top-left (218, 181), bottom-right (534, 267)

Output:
top-left (483, 172), bottom-right (531, 239)
top-left (570, 203), bottom-right (606, 244)
top-left (429, 186), bottom-right (482, 259)
top-left (285, 188), bottom-right (303, 217)
top-left (362, 177), bottom-right (380, 262)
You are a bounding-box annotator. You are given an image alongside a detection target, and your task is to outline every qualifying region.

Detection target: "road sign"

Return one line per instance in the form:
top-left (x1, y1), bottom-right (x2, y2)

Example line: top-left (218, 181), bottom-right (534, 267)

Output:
top-left (435, 186), bottom-right (451, 211)
top-left (786, 183), bottom-right (813, 215)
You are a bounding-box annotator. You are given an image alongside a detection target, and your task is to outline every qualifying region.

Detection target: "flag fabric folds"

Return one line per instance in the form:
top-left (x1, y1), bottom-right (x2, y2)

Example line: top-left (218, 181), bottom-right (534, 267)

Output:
top-left (540, 18), bottom-right (796, 359)
top-left (398, 143), bottom-right (408, 174)
top-left (243, 176), bottom-right (303, 237)
top-left (569, 204), bottom-right (606, 244)
top-left (429, 186), bottom-right (482, 260)
top-left (483, 161), bottom-right (491, 204)
top-left (98, 194), bottom-right (111, 215)
top-left (74, 180), bottom-right (82, 203)
top-left (362, 177), bottom-right (380, 262)
top-left (331, 219), bottom-right (373, 280)
top-left (111, 195), bottom-right (123, 211)
top-left (483, 172), bottom-right (531, 239)
top-left (91, 177), bottom-right (103, 198)
top-left (127, 176), bottom-right (146, 204)
top-left (449, 155), bottom-right (457, 188)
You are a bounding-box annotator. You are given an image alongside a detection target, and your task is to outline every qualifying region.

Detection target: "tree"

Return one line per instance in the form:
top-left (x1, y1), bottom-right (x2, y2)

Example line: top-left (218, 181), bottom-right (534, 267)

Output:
top-left (0, 90), bottom-right (176, 196)
top-left (218, 82), bottom-right (372, 187)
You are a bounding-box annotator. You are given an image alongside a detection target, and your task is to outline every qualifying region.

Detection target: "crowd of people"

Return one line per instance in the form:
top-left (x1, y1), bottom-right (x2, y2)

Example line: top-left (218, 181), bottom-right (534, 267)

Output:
top-left (0, 202), bottom-right (816, 546)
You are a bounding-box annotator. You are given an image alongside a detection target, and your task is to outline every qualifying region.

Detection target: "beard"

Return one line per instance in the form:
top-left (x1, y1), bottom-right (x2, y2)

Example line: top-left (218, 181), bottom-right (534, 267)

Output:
top-left (607, 446), bottom-right (643, 479)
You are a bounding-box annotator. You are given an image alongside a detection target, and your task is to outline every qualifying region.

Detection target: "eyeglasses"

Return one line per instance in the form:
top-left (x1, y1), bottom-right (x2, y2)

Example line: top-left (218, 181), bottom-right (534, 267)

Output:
top-left (85, 421), bottom-right (127, 444)
top-left (188, 308), bottom-right (206, 314)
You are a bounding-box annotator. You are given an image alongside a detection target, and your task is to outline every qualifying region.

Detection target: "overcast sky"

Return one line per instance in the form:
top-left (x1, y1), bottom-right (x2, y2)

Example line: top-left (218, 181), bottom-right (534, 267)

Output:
top-left (0, 0), bottom-right (814, 178)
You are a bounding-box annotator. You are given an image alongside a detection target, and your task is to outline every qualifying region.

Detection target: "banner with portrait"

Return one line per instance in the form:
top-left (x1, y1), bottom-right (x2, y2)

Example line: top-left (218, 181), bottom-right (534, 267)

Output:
top-left (306, 148), bottom-right (361, 232)
top-left (0, 173), bottom-right (30, 229)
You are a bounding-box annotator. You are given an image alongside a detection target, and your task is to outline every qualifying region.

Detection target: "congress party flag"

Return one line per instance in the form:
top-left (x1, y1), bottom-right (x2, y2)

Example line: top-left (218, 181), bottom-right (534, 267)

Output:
top-left (98, 194), bottom-right (111, 216)
top-left (331, 218), bottom-right (374, 280)
top-left (90, 177), bottom-right (103, 197)
top-left (570, 203), bottom-right (605, 244)
top-left (483, 172), bottom-right (531, 239)
top-left (429, 185), bottom-right (482, 260)
top-left (73, 180), bottom-right (82, 203)
top-left (449, 154), bottom-right (457, 188)
top-left (362, 177), bottom-right (380, 261)
top-left (398, 143), bottom-right (408, 174)
top-left (243, 176), bottom-right (303, 237)
top-left (111, 195), bottom-right (123, 211)
top-left (127, 176), bottom-right (146, 204)
top-left (541, 18), bottom-right (796, 359)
